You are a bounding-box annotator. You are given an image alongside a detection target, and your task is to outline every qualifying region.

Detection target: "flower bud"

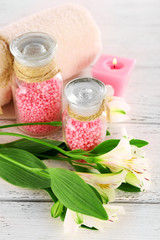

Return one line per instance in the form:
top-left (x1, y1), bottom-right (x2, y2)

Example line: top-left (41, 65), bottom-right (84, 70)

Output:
top-left (51, 201), bottom-right (63, 218)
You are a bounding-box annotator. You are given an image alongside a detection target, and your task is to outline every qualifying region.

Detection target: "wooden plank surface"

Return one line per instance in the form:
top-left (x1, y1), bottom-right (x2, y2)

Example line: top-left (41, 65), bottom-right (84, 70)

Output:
top-left (0, 202), bottom-right (159, 240)
top-left (0, 0), bottom-right (160, 239)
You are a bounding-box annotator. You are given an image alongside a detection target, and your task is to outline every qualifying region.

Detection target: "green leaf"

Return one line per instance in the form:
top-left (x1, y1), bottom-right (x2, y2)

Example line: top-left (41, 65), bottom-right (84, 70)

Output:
top-left (81, 225), bottom-right (98, 230)
top-left (0, 121), bottom-right (62, 130)
top-left (68, 149), bottom-right (90, 155)
top-left (97, 164), bottom-right (112, 173)
top-left (106, 130), bottom-right (111, 136)
top-left (90, 139), bottom-right (120, 155)
top-left (118, 183), bottom-right (141, 192)
top-left (0, 132), bottom-right (89, 162)
top-left (0, 148), bottom-right (50, 189)
top-left (130, 139), bottom-right (149, 148)
top-left (48, 168), bottom-right (108, 220)
top-left (0, 138), bottom-right (65, 154)
top-left (88, 184), bottom-right (103, 203)
top-left (60, 206), bottom-right (67, 221)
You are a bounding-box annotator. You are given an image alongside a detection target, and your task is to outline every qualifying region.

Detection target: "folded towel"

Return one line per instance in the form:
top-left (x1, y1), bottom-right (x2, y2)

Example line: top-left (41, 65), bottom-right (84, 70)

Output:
top-left (0, 3), bottom-right (102, 109)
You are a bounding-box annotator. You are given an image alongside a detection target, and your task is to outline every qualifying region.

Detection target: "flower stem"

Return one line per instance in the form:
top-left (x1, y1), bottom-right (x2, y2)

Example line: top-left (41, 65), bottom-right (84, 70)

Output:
top-left (45, 188), bottom-right (58, 202)
top-left (0, 132), bottom-right (92, 162)
top-left (37, 153), bottom-right (97, 169)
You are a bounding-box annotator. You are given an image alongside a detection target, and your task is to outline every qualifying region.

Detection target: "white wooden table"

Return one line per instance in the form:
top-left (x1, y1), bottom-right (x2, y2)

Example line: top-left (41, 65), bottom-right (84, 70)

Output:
top-left (0, 0), bottom-right (160, 239)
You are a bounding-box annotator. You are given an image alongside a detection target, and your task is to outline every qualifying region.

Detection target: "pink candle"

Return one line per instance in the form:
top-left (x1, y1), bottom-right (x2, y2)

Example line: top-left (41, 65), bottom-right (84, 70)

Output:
top-left (91, 55), bottom-right (136, 96)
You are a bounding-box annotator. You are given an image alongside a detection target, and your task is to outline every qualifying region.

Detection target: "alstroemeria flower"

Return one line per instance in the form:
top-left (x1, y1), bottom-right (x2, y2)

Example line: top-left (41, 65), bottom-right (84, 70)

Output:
top-left (77, 170), bottom-right (127, 202)
top-left (95, 136), bottom-right (150, 191)
top-left (106, 85), bottom-right (131, 122)
top-left (64, 204), bottom-right (125, 233)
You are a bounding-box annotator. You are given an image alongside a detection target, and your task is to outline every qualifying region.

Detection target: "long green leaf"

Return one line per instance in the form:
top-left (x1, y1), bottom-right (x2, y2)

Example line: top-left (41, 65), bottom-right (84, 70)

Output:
top-left (0, 121), bottom-right (62, 129)
top-left (0, 148), bottom-right (50, 189)
top-left (88, 184), bottom-right (103, 203)
top-left (0, 138), bottom-right (66, 155)
top-left (68, 149), bottom-right (90, 154)
top-left (0, 132), bottom-right (89, 161)
top-left (48, 168), bottom-right (108, 220)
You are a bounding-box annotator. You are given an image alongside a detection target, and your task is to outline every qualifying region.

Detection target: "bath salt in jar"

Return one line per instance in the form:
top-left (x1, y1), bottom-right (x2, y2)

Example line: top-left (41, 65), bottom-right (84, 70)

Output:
top-left (63, 78), bottom-right (107, 151)
top-left (10, 32), bottom-right (62, 136)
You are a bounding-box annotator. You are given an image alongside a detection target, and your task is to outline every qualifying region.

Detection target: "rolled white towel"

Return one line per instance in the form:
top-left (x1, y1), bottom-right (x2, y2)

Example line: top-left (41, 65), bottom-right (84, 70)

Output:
top-left (0, 3), bottom-right (102, 110)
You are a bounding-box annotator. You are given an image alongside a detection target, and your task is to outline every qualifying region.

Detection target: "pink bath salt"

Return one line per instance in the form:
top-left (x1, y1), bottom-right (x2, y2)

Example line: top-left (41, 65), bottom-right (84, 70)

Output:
top-left (16, 78), bottom-right (62, 135)
top-left (65, 118), bottom-right (103, 151)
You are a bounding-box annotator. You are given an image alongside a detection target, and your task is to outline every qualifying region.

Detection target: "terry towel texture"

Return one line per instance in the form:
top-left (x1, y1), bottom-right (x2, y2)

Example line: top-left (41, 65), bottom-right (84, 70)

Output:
top-left (0, 3), bottom-right (102, 108)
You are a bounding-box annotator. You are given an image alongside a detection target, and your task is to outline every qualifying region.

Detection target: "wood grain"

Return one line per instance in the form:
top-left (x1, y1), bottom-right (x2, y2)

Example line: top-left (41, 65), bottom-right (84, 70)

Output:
top-left (0, 202), bottom-right (159, 240)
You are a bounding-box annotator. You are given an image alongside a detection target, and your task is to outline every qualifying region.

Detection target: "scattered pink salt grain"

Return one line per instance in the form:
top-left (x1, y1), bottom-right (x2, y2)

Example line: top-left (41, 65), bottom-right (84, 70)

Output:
top-left (16, 78), bottom-right (62, 135)
top-left (65, 118), bottom-right (103, 151)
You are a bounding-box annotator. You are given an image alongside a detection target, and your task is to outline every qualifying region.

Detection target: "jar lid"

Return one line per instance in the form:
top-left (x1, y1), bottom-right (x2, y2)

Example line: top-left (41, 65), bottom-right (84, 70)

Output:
top-left (10, 32), bottom-right (57, 67)
top-left (65, 78), bottom-right (106, 117)
top-left (65, 78), bottom-right (106, 107)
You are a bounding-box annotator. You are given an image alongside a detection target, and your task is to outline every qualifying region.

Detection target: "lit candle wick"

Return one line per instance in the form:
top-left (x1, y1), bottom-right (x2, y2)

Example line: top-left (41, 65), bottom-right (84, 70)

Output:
top-left (113, 58), bottom-right (117, 69)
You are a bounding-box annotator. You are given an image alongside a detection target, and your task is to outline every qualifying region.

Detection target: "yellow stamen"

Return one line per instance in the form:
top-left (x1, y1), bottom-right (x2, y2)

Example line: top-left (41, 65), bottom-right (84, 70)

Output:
top-left (97, 183), bottom-right (110, 189)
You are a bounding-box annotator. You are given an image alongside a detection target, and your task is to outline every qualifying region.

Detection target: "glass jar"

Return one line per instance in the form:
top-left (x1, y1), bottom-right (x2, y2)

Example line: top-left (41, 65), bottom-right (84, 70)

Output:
top-left (10, 32), bottom-right (62, 136)
top-left (63, 77), bottom-right (107, 151)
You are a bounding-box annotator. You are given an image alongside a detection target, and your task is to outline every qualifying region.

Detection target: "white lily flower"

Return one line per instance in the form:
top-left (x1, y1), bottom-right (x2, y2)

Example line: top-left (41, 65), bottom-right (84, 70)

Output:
top-left (77, 170), bottom-right (127, 202)
top-left (64, 204), bottom-right (125, 233)
top-left (96, 136), bottom-right (150, 191)
top-left (106, 85), bottom-right (131, 122)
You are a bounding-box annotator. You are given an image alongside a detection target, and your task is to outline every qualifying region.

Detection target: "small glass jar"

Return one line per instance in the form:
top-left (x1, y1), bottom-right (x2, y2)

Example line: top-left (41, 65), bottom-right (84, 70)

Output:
top-left (10, 32), bottom-right (62, 136)
top-left (63, 77), bottom-right (107, 151)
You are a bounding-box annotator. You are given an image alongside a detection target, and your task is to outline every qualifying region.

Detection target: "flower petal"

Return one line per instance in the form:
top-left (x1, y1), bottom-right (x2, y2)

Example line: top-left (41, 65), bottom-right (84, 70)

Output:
top-left (77, 170), bottom-right (127, 185)
top-left (77, 170), bottom-right (127, 203)
top-left (107, 97), bottom-right (131, 122)
top-left (98, 188), bottom-right (115, 202)
top-left (107, 97), bottom-right (131, 112)
top-left (64, 204), bottom-right (125, 232)
top-left (106, 85), bottom-right (114, 97)
top-left (83, 204), bottom-right (125, 230)
top-left (99, 136), bottom-right (132, 168)
top-left (64, 209), bottom-right (80, 233)
top-left (104, 205), bottom-right (125, 223)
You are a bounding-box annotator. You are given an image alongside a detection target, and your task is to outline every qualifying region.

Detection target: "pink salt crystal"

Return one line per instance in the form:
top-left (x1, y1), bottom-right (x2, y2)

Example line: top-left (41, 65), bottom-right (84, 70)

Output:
top-left (16, 78), bottom-right (62, 135)
top-left (65, 118), bottom-right (103, 151)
